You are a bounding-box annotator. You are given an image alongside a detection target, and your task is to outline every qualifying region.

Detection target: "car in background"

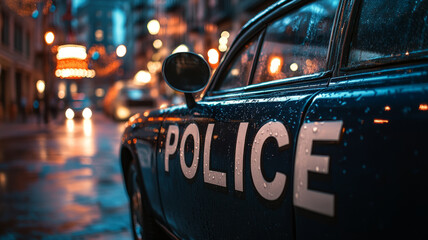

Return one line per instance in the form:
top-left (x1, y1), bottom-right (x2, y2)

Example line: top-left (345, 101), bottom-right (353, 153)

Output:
top-left (103, 80), bottom-right (157, 121)
top-left (65, 93), bottom-right (93, 120)
top-left (120, 0), bottom-right (428, 239)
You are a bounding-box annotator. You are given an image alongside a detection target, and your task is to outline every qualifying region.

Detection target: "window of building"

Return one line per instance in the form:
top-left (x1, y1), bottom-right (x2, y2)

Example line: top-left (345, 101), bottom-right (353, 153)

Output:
top-left (0, 69), bottom-right (6, 112)
top-left (252, 0), bottom-right (339, 85)
top-left (1, 11), bottom-right (9, 46)
top-left (214, 35), bottom-right (259, 91)
top-left (14, 23), bottom-right (23, 53)
top-left (347, 0), bottom-right (428, 67)
top-left (25, 31), bottom-right (30, 58)
top-left (95, 29), bottom-right (104, 41)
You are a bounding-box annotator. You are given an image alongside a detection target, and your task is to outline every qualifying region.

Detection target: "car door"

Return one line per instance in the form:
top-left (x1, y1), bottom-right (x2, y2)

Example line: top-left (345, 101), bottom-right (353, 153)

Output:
top-left (295, 0), bottom-right (428, 239)
top-left (157, 0), bottom-right (340, 239)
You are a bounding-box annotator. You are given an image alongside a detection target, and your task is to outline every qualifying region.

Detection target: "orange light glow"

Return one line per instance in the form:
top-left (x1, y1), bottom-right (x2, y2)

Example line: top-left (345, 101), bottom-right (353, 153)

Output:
top-left (44, 31), bottom-right (55, 45)
top-left (384, 106), bottom-right (391, 111)
top-left (269, 57), bottom-right (282, 74)
top-left (56, 44), bottom-right (95, 79)
top-left (208, 48), bottom-right (219, 65)
top-left (419, 104), bottom-right (428, 111)
top-left (374, 119), bottom-right (389, 124)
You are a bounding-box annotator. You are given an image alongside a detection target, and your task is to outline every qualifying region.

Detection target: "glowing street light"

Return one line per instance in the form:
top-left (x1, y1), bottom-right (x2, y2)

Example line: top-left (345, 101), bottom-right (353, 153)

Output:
top-left (208, 48), bottom-right (219, 65)
top-left (290, 63), bottom-right (299, 72)
top-left (221, 31), bottom-right (230, 38)
top-left (134, 70), bottom-right (151, 85)
top-left (153, 39), bottom-right (163, 49)
top-left (147, 19), bottom-right (160, 35)
top-left (36, 80), bottom-right (45, 94)
top-left (55, 44), bottom-right (95, 79)
top-left (172, 44), bottom-right (189, 54)
top-left (269, 57), bottom-right (282, 74)
top-left (116, 44), bottom-right (127, 57)
top-left (44, 31), bottom-right (55, 45)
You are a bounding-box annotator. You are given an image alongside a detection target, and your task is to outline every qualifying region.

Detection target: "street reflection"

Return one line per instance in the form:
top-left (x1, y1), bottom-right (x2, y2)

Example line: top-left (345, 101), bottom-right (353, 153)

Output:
top-left (0, 172), bottom-right (6, 191)
top-left (83, 119), bottom-right (93, 136)
top-left (0, 113), bottom-right (131, 237)
top-left (66, 119), bottom-right (75, 133)
top-left (38, 135), bottom-right (49, 161)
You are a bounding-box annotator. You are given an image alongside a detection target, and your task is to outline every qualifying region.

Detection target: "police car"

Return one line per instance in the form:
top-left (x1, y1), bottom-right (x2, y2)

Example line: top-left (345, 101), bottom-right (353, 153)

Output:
top-left (120, 0), bottom-right (428, 239)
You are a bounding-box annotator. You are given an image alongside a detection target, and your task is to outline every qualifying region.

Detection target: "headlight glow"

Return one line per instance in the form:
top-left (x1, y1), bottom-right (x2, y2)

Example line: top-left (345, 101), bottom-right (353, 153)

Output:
top-left (82, 107), bottom-right (92, 119)
top-left (65, 108), bottom-right (75, 119)
top-left (116, 106), bottom-right (131, 120)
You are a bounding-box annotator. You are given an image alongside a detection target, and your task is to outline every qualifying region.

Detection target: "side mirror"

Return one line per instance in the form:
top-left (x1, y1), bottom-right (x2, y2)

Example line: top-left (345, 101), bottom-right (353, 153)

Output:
top-left (162, 52), bottom-right (211, 108)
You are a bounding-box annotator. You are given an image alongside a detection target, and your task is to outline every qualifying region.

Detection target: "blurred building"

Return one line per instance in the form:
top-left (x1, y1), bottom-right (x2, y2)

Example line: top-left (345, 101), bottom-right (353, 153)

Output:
top-left (72, 0), bottom-right (130, 109)
top-left (128, 0), bottom-right (275, 101)
top-left (0, 0), bottom-right (279, 122)
top-left (0, 1), bottom-right (49, 122)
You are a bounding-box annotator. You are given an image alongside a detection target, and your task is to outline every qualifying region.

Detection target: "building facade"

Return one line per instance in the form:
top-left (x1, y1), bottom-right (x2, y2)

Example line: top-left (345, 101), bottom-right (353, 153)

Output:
top-left (0, 2), bottom-right (44, 122)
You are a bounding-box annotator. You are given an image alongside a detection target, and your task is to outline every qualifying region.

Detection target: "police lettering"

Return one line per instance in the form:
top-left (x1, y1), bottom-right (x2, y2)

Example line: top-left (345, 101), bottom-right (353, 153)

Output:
top-left (163, 120), bottom-right (343, 216)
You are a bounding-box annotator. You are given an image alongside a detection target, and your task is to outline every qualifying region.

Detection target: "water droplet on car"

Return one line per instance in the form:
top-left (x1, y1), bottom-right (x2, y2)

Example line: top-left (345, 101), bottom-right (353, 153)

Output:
top-left (312, 127), bottom-right (318, 133)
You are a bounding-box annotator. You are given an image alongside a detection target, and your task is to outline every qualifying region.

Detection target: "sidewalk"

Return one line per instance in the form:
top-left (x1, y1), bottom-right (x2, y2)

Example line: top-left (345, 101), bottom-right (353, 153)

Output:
top-left (0, 115), bottom-right (59, 140)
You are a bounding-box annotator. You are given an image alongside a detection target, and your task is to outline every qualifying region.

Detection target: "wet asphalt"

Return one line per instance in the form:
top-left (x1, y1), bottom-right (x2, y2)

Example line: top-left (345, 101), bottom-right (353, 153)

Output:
top-left (0, 113), bottom-right (132, 239)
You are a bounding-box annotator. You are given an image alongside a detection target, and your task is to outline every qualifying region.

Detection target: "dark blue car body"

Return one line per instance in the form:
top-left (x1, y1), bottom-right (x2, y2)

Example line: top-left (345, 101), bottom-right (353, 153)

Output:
top-left (120, 0), bottom-right (428, 239)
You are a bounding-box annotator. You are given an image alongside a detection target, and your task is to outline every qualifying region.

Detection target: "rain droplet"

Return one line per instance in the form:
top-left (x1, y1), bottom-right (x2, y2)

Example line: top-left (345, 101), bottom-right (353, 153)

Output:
top-left (312, 127), bottom-right (318, 133)
top-left (263, 183), bottom-right (267, 188)
top-left (315, 166), bottom-right (319, 171)
top-left (295, 193), bottom-right (299, 199)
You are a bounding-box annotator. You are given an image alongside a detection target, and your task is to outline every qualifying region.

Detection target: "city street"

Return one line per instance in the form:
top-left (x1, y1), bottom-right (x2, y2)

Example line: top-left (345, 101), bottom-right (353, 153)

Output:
top-left (0, 113), bottom-right (132, 239)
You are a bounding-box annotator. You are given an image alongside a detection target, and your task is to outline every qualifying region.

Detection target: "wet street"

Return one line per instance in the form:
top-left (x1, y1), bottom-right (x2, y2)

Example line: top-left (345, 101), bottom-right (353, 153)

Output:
top-left (0, 113), bottom-right (132, 239)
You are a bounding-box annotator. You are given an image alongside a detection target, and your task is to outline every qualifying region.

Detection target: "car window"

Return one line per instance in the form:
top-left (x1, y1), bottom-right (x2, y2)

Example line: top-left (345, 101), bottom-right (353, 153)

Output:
top-left (347, 0), bottom-right (428, 67)
top-left (215, 36), bottom-right (259, 91)
top-left (252, 0), bottom-right (339, 85)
